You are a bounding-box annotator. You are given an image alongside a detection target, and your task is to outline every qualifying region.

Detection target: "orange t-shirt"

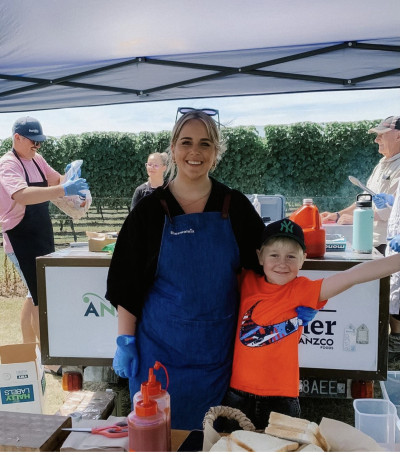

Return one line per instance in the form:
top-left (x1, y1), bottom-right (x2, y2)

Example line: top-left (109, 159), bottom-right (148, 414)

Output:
top-left (230, 270), bottom-right (327, 397)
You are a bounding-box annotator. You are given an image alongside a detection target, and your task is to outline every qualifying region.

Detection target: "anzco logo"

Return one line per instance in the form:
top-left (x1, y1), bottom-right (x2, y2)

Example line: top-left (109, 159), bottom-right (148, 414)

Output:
top-left (82, 293), bottom-right (117, 318)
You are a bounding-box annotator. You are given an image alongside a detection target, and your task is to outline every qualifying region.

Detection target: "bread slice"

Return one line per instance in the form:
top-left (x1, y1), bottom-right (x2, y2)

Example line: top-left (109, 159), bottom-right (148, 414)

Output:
top-left (210, 430), bottom-right (299, 452)
top-left (265, 427), bottom-right (320, 447)
top-left (265, 412), bottom-right (329, 452)
top-left (296, 443), bottom-right (324, 452)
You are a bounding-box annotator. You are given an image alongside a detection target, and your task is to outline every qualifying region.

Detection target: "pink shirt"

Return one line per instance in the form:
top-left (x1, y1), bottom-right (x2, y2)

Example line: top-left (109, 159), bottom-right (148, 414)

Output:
top-left (0, 150), bottom-right (61, 253)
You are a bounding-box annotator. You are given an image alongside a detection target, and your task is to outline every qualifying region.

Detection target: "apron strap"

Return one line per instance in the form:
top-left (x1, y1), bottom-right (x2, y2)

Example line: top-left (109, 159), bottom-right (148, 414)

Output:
top-left (159, 198), bottom-right (173, 222)
top-left (221, 192), bottom-right (232, 219)
top-left (12, 149), bottom-right (47, 185)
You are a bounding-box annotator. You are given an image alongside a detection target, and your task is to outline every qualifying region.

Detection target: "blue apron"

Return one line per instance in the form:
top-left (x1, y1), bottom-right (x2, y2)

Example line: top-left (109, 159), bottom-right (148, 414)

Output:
top-left (6, 150), bottom-right (54, 306)
top-left (131, 194), bottom-right (240, 430)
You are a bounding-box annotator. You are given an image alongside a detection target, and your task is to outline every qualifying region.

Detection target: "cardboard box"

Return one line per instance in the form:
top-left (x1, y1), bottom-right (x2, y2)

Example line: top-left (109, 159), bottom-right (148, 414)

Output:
top-left (87, 231), bottom-right (117, 252)
top-left (0, 343), bottom-right (45, 413)
top-left (88, 237), bottom-right (116, 252)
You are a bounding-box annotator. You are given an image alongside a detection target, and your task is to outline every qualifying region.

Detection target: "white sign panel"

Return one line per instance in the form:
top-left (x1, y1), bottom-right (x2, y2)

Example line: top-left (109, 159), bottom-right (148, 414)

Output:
top-left (45, 266), bottom-right (117, 358)
top-left (298, 270), bottom-right (379, 371)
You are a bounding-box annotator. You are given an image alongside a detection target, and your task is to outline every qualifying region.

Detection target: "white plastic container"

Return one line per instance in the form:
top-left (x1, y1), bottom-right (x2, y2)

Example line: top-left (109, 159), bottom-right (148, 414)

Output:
top-left (353, 398), bottom-right (397, 451)
top-left (380, 371), bottom-right (400, 449)
top-left (380, 371), bottom-right (400, 418)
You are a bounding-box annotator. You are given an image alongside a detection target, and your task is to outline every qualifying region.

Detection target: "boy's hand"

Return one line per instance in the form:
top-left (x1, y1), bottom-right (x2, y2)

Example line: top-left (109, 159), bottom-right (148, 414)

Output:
top-left (296, 306), bottom-right (318, 326)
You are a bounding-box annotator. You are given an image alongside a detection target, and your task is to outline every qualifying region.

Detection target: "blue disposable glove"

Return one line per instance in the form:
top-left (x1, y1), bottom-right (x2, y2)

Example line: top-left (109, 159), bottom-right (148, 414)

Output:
top-left (389, 235), bottom-right (400, 253)
top-left (113, 335), bottom-right (139, 378)
top-left (65, 162), bottom-right (81, 177)
top-left (373, 193), bottom-right (394, 209)
top-left (296, 306), bottom-right (318, 326)
top-left (62, 175), bottom-right (89, 197)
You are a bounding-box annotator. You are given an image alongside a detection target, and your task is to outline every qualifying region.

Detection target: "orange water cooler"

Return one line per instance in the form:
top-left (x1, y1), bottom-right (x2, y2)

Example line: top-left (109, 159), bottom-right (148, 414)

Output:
top-left (289, 198), bottom-right (325, 258)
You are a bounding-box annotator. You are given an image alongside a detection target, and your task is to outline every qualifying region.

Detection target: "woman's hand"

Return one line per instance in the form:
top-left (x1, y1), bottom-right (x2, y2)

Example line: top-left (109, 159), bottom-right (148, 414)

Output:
top-left (320, 212), bottom-right (336, 223)
top-left (113, 334), bottom-right (139, 378)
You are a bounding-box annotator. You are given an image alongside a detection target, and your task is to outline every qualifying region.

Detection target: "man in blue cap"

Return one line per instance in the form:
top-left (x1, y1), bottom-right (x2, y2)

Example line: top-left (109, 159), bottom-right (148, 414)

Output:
top-left (0, 116), bottom-right (89, 346)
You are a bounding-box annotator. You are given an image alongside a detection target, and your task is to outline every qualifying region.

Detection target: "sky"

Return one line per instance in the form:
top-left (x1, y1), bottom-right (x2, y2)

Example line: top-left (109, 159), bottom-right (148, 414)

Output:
top-left (0, 88), bottom-right (399, 140)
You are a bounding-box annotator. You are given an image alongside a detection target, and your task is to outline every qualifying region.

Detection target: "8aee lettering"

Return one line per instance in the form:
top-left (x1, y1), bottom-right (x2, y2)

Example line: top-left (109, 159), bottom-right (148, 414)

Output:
top-left (299, 379), bottom-right (348, 397)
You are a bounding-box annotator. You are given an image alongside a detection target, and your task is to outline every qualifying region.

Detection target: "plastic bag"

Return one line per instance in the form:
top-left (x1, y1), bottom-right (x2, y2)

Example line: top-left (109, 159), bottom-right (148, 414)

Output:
top-left (51, 160), bottom-right (92, 220)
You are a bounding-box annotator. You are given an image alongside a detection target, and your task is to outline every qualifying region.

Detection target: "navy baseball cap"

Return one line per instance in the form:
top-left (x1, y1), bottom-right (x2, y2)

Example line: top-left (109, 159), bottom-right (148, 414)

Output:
top-left (261, 218), bottom-right (306, 251)
top-left (12, 116), bottom-right (46, 142)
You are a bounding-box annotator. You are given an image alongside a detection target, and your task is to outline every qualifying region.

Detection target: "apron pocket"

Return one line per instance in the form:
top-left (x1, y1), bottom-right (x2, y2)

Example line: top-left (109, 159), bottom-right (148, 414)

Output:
top-left (141, 313), bottom-right (235, 368)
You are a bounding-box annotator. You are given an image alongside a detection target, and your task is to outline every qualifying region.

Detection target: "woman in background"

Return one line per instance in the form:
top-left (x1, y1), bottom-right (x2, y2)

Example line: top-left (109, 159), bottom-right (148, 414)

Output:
top-left (130, 152), bottom-right (167, 210)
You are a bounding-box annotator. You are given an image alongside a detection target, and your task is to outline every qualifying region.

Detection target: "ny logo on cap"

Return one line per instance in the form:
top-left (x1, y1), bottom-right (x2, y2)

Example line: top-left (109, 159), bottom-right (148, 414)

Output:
top-left (280, 220), bottom-right (294, 234)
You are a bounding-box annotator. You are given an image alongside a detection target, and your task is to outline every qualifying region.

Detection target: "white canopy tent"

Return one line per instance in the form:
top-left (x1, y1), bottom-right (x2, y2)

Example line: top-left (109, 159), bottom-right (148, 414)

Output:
top-left (0, 0), bottom-right (399, 113)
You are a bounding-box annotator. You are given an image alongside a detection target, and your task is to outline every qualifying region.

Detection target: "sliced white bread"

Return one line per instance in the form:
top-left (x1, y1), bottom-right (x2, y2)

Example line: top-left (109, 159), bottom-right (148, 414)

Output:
top-left (265, 412), bottom-right (329, 452)
top-left (296, 443), bottom-right (324, 452)
top-left (210, 430), bottom-right (299, 452)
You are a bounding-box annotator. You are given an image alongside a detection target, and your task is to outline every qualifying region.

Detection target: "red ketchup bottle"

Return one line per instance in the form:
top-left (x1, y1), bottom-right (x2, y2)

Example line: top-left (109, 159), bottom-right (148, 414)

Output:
top-left (290, 198), bottom-right (325, 258)
top-left (133, 361), bottom-right (171, 451)
top-left (128, 383), bottom-right (168, 452)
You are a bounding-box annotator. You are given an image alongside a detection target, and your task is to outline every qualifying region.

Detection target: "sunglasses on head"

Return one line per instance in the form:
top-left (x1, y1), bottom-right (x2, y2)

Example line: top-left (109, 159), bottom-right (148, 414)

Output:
top-left (175, 107), bottom-right (220, 126)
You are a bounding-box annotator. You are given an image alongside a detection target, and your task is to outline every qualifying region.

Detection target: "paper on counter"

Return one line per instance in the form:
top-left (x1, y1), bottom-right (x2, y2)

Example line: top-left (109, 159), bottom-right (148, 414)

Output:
top-left (203, 420), bottom-right (223, 452)
top-left (319, 417), bottom-right (384, 452)
top-left (61, 416), bottom-right (128, 452)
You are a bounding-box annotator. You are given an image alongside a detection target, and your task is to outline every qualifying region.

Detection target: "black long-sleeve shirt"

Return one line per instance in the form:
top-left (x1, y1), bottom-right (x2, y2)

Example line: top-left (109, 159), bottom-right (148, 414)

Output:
top-left (106, 178), bottom-right (265, 317)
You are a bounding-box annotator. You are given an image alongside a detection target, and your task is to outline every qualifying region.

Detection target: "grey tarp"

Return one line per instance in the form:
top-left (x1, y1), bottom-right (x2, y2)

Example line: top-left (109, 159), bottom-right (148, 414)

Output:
top-left (0, 0), bottom-right (399, 113)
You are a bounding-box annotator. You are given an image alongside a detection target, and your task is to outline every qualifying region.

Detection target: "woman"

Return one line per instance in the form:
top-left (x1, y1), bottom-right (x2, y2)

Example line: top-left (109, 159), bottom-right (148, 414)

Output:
top-left (106, 110), bottom-right (265, 430)
top-left (130, 152), bottom-right (168, 211)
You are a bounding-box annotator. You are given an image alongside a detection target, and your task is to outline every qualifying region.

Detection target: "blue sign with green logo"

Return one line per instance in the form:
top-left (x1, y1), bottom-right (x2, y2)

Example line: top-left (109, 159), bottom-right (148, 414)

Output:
top-left (1, 385), bottom-right (34, 404)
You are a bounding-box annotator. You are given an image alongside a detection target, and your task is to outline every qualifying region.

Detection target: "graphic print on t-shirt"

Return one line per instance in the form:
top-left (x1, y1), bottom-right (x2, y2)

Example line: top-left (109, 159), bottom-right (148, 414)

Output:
top-left (240, 301), bottom-right (299, 347)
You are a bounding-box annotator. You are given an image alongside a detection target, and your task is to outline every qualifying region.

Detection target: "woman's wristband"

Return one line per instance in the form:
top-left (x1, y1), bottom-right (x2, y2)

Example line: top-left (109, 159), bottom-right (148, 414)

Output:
top-left (335, 212), bottom-right (340, 223)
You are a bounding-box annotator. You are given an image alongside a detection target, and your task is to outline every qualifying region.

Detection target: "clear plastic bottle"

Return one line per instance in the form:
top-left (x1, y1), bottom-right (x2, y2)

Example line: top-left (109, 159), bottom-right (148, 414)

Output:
top-left (289, 198), bottom-right (326, 258)
top-left (133, 361), bottom-right (171, 451)
top-left (128, 384), bottom-right (168, 452)
top-left (352, 194), bottom-right (374, 253)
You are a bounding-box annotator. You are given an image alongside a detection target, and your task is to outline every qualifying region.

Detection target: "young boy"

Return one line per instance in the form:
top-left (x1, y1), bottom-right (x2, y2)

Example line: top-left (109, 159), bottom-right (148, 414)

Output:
top-left (223, 218), bottom-right (400, 430)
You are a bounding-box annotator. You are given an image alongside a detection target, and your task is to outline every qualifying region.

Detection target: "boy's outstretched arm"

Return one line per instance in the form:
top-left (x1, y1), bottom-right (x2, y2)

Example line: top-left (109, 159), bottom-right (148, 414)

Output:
top-left (319, 253), bottom-right (400, 302)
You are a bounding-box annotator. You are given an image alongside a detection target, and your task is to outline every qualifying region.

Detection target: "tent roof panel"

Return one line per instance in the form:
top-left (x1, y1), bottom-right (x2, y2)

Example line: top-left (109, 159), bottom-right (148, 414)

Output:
top-left (0, 0), bottom-right (399, 112)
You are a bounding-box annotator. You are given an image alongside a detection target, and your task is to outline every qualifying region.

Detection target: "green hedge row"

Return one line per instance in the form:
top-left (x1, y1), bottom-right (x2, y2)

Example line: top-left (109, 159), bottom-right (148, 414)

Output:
top-left (0, 120), bottom-right (380, 212)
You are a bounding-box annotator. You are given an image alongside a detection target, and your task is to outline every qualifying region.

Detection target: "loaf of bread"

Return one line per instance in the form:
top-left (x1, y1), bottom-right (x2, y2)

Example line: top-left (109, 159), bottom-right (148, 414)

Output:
top-left (265, 412), bottom-right (329, 452)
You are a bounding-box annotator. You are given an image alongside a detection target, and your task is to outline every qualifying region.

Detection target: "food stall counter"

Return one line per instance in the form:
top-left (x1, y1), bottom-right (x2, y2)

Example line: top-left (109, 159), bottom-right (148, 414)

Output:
top-left (37, 244), bottom-right (389, 385)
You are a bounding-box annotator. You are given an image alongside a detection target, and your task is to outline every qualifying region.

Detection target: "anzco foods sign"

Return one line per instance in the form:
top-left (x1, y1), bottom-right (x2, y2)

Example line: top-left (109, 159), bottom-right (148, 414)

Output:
top-left (82, 292), bottom-right (117, 318)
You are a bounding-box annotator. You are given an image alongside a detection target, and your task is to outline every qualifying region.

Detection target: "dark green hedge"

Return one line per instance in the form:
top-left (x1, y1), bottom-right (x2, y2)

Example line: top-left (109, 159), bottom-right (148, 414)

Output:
top-left (0, 120), bottom-right (380, 211)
